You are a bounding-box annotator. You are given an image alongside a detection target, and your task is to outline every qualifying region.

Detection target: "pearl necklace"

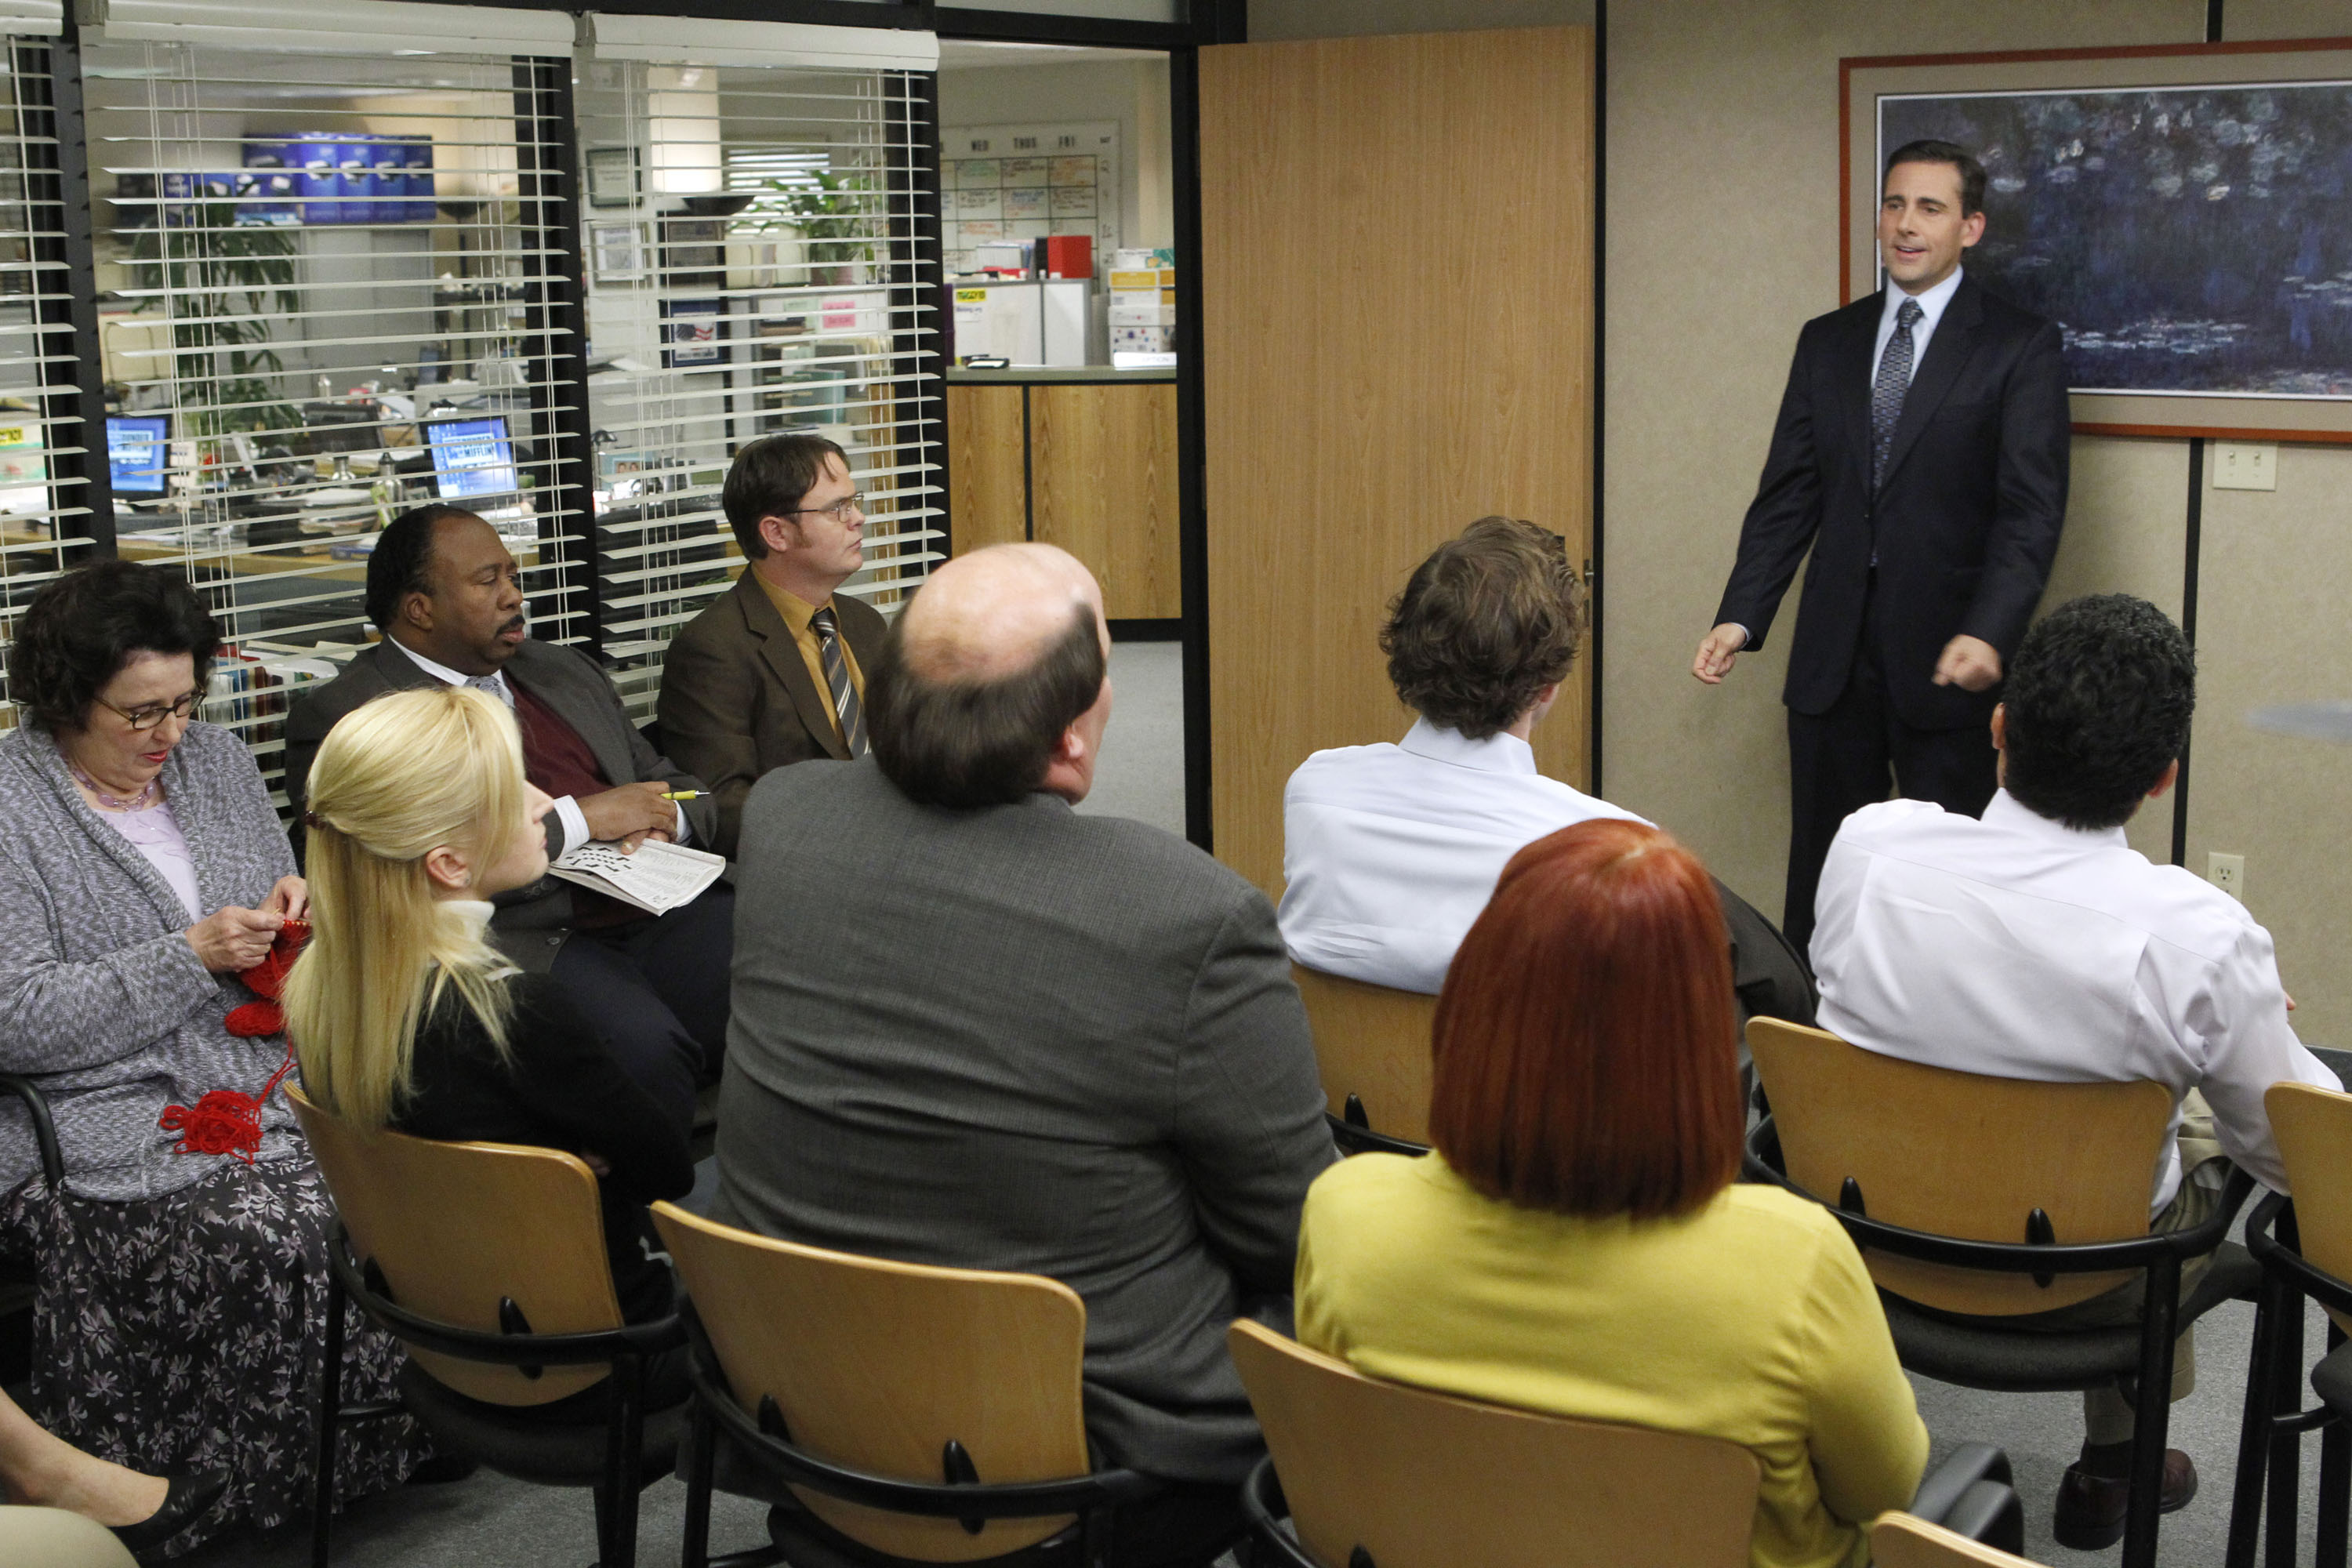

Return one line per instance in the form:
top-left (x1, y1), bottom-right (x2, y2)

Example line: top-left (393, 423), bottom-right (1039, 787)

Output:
top-left (68, 757), bottom-right (160, 813)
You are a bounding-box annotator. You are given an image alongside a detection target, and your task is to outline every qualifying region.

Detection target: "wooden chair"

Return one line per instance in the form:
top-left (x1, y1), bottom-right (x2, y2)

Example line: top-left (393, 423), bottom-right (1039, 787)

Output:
top-left (2224, 1081), bottom-right (2352, 1568)
top-left (649, 1202), bottom-right (1165, 1568)
top-left (1227, 1317), bottom-right (1761, 1567)
top-left (0, 1507), bottom-right (139, 1568)
top-left (289, 1083), bottom-right (685, 1568)
top-left (1290, 964), bottom-right (1436, 1155)
top-left (1871, 1512), bottom-right (2049, 1567)
top-left (1745, 1019), bottom-right (2256, 1568)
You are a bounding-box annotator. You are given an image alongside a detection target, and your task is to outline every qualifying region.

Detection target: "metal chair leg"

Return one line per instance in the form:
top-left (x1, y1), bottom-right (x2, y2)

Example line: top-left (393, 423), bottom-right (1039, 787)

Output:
top-left (607, 1351), bottom-right (646, 1568)
top-left (681, 1394), bottom-right (716, 1568)
top-left (2270, 1277), bottom-right (2310, 1568)
top-left (2321, 1322), bottom-right (2350, 1568)
top-left (2231, 1266), bottom-right (2293, 1568)
top-left (2122, 1251), bottom-right (2183, 1568)
top-left (310, 1265), bottom-right (348, 1568)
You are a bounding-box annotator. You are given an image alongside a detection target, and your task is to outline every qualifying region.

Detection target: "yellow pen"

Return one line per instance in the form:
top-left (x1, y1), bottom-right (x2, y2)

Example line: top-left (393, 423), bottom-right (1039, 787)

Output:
top-left (659, 789), bottom-right (704, 801)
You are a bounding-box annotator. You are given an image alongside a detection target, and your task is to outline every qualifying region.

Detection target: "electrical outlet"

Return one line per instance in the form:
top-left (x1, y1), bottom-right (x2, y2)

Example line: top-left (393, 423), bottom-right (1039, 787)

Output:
top-left (2207, 851), bottom-right (2246, 900)
top-left (2213, 443), bottom-right (2278, 491)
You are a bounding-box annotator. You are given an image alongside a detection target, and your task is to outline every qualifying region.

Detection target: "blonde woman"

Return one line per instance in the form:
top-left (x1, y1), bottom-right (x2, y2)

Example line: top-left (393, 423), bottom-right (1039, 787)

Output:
top-left (287, 686), bottom-right (692, 1415)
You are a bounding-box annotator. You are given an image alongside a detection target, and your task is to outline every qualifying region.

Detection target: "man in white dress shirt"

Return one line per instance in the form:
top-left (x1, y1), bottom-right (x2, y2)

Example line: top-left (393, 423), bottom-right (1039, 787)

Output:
top-left (1280, 517), bottom-right (1813, 1025)
top-left (1811, 592), bottom-right (2336, 1548)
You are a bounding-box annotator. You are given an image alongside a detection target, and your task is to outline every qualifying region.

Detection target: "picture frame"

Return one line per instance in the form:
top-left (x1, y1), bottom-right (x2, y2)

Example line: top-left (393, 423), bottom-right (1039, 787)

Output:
top-left (588, 222), bottom-right (647, 283)
top-left (585, 145), bottom-right (640, 210)
top-left (1842, 38), bottom-right (2352, 442)
top-left (661, 296), bottom-right (727, 369)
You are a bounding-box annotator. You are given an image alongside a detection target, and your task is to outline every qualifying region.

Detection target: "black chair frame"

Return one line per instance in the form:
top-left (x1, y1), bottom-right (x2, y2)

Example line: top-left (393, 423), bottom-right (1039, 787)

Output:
top-left (1744, 1117), bottom-right (2254, 1568)
top-left (0, 1073), bottom-right (63, 1189)
top-left (1237, 1441), bottom-right (2025, 1566)
top-left (2226, 1192), bottom-right (2352, 1568)
top-left (0, 1076), bottom-right (61, 1387)
top-left (312, 1218), bottom-right (685, 1568)
top-left (1327, 1098), bottom-right (1426, 1159)
top-left (675, 1306), bottom-right (1166, 1568)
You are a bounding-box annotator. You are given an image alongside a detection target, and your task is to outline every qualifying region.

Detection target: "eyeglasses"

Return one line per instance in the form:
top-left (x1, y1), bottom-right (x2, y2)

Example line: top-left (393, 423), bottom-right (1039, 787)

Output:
top-left (93, 688), bottom-right (203, 731)
top-left (786, 492), bottom-right (866, 524)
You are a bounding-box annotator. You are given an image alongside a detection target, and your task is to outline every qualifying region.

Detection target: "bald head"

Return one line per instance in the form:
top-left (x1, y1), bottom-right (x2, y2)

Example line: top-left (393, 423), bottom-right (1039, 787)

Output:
top-left (899, 543), bottom-right (1105, 685)
top-left (870, 545), bottom-right (1113, 809)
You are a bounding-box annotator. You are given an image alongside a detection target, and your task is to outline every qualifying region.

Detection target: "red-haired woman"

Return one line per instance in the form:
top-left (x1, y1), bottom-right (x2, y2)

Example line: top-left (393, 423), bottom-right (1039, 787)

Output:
top-left (1294, 819), bottom-right (1926, 1568)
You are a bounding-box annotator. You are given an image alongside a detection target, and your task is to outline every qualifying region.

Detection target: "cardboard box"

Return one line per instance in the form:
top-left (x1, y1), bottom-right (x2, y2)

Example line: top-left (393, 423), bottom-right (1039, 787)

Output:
top-left (1107, 269), bottom-right (1160, 293)
top-left (1109, 302), bottom-right (1174, 327)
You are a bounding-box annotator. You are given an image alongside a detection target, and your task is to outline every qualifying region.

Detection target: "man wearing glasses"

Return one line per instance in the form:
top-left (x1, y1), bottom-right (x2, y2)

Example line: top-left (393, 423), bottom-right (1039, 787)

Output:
top-left (659, 434), bottom-right (887, 858)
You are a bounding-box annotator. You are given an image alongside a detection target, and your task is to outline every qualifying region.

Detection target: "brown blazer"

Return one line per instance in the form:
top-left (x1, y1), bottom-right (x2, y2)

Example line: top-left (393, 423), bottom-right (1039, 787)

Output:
top-left (656, 571), bottom-right (889, 858)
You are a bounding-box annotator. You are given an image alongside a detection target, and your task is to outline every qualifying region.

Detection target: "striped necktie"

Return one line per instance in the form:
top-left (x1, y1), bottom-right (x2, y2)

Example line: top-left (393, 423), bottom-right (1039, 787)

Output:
top-left (810, 605), bottom-right (869, 757)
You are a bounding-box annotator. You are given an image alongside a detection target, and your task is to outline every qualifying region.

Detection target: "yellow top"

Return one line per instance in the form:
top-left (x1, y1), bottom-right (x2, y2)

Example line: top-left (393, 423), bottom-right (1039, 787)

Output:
top-left (1295, 1154), bottom-right (1927, 1568)
top-left (752, 572), bottom-right (866, 744)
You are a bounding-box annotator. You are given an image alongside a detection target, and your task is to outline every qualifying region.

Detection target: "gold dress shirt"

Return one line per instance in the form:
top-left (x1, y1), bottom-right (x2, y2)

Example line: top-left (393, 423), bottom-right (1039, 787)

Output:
top-left (753, 574), bottom-right (866, 746)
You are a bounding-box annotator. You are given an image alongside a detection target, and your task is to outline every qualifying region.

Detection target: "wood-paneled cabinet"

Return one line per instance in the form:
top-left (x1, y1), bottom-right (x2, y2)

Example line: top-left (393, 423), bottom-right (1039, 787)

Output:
top-left (946, 375), bottom-right (1181, 622)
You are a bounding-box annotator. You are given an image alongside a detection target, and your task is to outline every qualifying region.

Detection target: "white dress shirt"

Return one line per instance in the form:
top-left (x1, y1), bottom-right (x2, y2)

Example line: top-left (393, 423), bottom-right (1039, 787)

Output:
top-left (1871, 264), bottom-right (1964, 388)
top-left (1812, 790), bottom-right (2334, 1212)
top-left (389, 638), bottom-right (688, 853)
top-left (1278, 718), bottom-right (1648, 994)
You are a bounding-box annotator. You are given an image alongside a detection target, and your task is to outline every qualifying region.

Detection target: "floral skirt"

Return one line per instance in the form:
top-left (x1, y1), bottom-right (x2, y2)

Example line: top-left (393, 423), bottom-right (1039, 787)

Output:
top-left (0, 1153), bottom-right (434, 1556)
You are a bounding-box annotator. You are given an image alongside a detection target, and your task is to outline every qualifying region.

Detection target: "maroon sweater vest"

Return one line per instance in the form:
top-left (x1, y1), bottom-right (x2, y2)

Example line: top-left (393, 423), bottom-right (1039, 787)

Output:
top-left (511, 678), bottom-right (644, 930)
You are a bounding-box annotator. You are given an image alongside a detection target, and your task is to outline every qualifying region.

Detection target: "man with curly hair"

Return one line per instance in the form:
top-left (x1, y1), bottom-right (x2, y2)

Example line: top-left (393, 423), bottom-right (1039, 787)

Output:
top-left (1809, 592), bottom-right (2335, 1547)
top-left (1279, 517), bottom-right (1812, 1029)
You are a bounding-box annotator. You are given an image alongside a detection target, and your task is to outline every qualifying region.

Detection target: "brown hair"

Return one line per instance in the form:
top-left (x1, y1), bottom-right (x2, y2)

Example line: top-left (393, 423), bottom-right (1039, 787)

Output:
top-left (1427, 818), bottom-right (1742, 1220)
top-left (1380, 517), bottom-right (1584, 739)
top-left (869, 602), bottom-right (1105, 808)
top-left (722, 434), bottom-right (848, 560)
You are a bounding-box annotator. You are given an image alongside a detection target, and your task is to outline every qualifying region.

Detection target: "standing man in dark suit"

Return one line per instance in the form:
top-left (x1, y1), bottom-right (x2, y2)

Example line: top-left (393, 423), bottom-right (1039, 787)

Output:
top-left (1694, 139), bottom-right (2071, 949)
top-left (656, 434), bottom-right (887, 858)
top-left (285, 503), bottom-right (728, 1128)
top-left (715, 543), bottom-right (1335, 1568)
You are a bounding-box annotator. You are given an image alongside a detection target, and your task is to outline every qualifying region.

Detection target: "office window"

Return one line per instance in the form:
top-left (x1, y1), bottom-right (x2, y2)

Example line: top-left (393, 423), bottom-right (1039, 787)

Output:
top-left (0, 27), bottom-right (91, 729)
top-left (577, 17), bottom-right (945, 720)
top-left (81, 0), bottom-right (582, 799)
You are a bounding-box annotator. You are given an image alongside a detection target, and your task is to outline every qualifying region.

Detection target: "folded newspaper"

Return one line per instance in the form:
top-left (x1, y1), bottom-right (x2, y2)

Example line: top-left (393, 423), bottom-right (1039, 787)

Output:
top-left (549, 838), bottom-right (724, 916)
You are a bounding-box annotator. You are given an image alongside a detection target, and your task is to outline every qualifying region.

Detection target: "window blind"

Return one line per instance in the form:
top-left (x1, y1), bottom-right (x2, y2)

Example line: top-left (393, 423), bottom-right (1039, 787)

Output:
top-left (576, 16), bottom-right (943, 720)
top-left (82, 18), bottom-right (585, 800)
top-left (0, 34), bottom-right (92, 731)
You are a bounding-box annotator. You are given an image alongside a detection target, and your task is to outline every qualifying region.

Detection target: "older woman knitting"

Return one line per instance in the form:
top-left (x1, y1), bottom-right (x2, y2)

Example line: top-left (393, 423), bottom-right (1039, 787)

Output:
top-left (0, 561), bottom-right (429, 1554)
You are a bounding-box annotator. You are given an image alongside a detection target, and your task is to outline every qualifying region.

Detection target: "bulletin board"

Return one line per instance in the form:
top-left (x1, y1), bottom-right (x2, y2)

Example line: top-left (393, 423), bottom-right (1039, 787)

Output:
top-left (941, 121), bottom-right (1120, 276)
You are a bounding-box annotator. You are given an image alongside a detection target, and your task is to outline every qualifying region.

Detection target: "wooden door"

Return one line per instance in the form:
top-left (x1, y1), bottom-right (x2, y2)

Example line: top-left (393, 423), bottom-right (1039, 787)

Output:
top-left (1200, 27), bottom-right (1595, 895)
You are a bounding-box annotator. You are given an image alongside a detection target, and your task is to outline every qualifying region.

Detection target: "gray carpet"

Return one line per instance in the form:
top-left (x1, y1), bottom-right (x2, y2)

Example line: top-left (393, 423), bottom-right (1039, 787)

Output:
top-left (178, 648), bottom-right (2335, 1565)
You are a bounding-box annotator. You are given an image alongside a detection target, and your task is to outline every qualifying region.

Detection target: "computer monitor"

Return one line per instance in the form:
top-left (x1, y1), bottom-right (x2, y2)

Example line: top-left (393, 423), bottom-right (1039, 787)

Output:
top-left (107, 416), bottom-right (170, 495)
top-left (426, 416), bottom-right (520, 502)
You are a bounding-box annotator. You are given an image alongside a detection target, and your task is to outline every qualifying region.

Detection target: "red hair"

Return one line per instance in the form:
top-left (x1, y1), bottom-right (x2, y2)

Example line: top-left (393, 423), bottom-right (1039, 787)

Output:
top-left (1427, 818), bottom-right (1742, 1219)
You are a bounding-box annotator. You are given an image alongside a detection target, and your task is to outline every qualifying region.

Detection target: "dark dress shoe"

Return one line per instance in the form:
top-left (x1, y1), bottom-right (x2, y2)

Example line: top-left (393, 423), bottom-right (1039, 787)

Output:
top-left (111, 1468), bottom-right (229, 1554)
top-left (2053, 1448), bottom-right (2198, 1550)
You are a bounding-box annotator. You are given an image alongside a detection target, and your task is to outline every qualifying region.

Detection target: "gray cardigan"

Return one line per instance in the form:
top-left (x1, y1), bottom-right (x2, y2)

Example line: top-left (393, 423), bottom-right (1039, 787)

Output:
top-left (0, 721), bottom-right (303, 1201)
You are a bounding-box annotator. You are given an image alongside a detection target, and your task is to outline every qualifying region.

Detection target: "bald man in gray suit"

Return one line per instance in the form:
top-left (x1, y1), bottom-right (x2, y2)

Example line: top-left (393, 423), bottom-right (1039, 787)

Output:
top-left (714, 544), bottom-right (1335, 1568)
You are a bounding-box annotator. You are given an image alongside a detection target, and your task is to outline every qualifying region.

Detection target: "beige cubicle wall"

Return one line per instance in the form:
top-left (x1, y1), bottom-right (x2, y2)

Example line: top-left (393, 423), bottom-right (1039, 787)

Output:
top-left (1602, 0), bottom-right (2352, 1044)
top-left (1200, 26), bottom-right (1595, 898)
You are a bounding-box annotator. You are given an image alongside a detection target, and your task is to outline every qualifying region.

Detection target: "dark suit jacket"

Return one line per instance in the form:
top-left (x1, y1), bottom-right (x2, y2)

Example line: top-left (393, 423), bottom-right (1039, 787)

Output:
top-left (1714, 275), bottom-right (2071, 731)
top-left (713, 758), bottom-right (1338, 1486)
top-left (283, 638), bottom-right (716, 970)
top-left (655, 572), bottom-right (888, 858)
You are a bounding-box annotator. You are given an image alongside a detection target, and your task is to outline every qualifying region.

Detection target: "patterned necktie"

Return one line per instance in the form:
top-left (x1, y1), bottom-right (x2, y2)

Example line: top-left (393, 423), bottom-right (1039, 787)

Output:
top-left (810, 606), bottom-right (869, 757)
top-left (1871, 297), bottom-right (1924, 491)
top-left (466, 672), bottom-right (511, 708)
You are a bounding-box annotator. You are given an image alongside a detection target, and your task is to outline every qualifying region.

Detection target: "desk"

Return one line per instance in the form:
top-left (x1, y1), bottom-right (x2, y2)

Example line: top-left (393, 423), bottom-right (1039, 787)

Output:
top-left (944, 368), bottom-right (1180, 622)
